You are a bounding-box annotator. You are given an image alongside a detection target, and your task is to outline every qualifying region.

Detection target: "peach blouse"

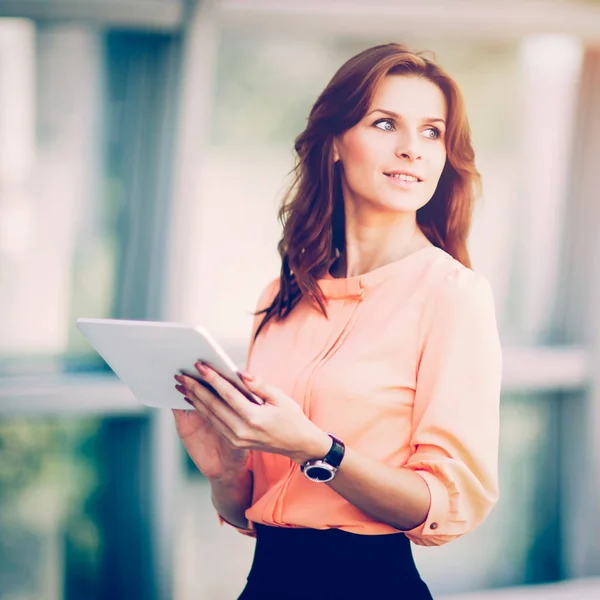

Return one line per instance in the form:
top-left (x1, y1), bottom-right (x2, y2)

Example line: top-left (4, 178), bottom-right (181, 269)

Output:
top-left (225, 246), bottom-right (502, 546)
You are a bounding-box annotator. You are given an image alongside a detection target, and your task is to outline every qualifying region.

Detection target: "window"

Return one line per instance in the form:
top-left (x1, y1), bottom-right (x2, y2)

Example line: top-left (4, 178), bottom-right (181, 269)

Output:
top-left (0, 11), bottom-right (184, 600)
top-left (0, 19), bottom-right (116, 376)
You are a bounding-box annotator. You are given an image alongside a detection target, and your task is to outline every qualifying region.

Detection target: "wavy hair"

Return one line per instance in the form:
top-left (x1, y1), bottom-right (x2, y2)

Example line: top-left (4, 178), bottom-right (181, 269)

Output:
top-left (255, 43), bottom-right (480, 339)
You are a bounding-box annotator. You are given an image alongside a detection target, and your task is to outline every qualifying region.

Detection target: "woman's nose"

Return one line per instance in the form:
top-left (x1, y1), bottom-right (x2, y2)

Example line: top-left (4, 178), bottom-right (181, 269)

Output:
top-left (394, 131), bottom-right (422, 161)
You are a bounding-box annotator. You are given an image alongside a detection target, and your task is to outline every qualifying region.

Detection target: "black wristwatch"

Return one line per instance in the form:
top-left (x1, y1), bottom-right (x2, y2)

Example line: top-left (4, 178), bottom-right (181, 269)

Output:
top-left (301, 434), bottom-right (345, 483)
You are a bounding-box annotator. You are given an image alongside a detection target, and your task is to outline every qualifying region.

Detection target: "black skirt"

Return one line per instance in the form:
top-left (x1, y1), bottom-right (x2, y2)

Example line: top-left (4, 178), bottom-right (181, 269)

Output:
top-left (237, 524), bottom-right (433, 600)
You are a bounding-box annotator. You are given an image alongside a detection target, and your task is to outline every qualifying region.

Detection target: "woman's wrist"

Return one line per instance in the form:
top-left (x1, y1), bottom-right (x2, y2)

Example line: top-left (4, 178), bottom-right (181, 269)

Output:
top-left (290, 429), bottom-right (332, 465)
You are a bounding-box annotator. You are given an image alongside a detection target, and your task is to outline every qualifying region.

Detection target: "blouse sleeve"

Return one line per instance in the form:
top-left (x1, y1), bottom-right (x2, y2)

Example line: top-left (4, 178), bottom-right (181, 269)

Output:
top-left (217, 278), bottom-right (279, 536)
top-left (402, 268), bottom-right (502, 546)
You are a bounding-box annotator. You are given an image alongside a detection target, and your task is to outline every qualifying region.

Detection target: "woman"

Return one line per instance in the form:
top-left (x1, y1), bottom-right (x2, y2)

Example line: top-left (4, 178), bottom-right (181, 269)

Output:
top-left (173, 43), bottom-right (502, 599)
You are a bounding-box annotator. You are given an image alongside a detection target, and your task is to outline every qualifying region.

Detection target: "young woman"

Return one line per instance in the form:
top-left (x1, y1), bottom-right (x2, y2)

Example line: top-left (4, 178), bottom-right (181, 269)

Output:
top-left (173, 43), bottom-right (502, 599)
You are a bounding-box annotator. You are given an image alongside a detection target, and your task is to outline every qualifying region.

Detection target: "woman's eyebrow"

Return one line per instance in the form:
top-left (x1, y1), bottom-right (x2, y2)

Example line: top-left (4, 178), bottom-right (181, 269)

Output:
top-left (367, 108), bottom-right (446, 125)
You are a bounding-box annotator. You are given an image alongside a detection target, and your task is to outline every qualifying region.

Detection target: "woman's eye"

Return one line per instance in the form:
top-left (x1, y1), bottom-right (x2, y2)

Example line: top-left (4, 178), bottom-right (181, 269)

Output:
top-left (374, 119), bottom-right (395, 132)
top-left (423, 127), bottom-right (441, 140)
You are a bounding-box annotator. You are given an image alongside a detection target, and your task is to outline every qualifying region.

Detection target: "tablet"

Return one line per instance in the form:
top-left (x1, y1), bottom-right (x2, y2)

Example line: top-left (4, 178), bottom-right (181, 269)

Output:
top-left (76, 317), bottom-right (259, 409)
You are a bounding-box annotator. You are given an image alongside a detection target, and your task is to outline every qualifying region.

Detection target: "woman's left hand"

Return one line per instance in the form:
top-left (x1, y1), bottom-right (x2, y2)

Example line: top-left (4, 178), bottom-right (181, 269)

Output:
top-left (176, 362), bottom-right (331, 464)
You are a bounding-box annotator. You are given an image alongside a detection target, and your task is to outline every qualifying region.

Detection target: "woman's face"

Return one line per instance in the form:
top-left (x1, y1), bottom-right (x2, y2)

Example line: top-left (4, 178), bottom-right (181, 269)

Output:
top-left (333, 75), bottom-right (448, 216)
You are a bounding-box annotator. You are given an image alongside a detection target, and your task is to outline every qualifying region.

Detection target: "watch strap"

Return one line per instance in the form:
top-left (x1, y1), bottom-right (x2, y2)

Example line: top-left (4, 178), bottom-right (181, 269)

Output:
top-left (300, 433), bottom-right (345, 474)
top-left (322, 433), bottom-right (345, 468)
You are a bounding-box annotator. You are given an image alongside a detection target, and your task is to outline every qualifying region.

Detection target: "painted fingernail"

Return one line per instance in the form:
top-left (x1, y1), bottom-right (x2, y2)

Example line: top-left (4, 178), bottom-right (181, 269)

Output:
top-left (195, 362), bottom-right (209, 375)
top-left (184, 397), bottom-right (194, 406)
top-left (175, 384), bottom-right (185, 393)
top-left (174, 374), bottom-right (183, 383)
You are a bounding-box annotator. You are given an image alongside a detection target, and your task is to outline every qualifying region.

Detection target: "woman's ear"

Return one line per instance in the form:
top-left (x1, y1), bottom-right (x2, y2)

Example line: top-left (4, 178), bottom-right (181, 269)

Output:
top-left (332, 138), bottom-right (340, 163)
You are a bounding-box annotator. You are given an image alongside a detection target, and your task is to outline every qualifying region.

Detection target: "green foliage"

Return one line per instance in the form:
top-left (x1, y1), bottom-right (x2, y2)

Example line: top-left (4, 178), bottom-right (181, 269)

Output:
top-left (0, 418), bottom-right (102, 599)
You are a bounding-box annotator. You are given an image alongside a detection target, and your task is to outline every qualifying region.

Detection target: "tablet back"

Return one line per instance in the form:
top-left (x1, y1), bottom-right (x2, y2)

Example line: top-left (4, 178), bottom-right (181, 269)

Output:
top-left (76, 318), bottom-right (243, 409)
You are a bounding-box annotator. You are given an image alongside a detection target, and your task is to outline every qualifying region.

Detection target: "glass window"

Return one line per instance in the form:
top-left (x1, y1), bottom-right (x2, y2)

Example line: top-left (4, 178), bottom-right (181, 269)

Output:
top-left (0, 19), bottom-right (119, 376)
top-left (0, 19), bottom-right (174, 599)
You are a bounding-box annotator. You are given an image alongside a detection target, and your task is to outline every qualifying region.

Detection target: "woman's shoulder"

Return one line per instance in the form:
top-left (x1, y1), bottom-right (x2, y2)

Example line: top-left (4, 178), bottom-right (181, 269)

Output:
top-left (255, 277), bottom-right (280, 311)
top-left (426, 248), bottom-right (495, 313)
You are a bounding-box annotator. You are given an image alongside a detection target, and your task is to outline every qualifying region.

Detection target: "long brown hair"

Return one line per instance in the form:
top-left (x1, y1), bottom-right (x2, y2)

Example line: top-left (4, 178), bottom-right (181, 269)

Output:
top-left (255, 43), bottom-right (480, 339)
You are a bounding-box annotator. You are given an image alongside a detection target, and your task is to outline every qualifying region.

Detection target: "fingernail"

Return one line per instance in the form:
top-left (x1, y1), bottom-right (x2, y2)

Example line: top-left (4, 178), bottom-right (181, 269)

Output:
top-left (174, 374), bottom-right (183, 383)
top-left (195, 362), bottom-right (209, 375)
top-left (184, 397), bottom-right (193, 406)
top-left (175, 384), bottom-right (185, 393)
top-left (241, 371), bottom-right (255, 382)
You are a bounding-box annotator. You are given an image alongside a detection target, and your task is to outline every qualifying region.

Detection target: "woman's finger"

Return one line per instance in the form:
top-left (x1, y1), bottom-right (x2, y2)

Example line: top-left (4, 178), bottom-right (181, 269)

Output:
top-left (177, 386), bottom-right (238, 442)
top-left (176, 372), bottom-right (261, 445)
top-left (180, 373), bottom-right (259, 444)
top-left (194, 363), bottom-right (258, 421)
top-left (239, 372), bottom-right (282, 406)
top-left (176, 375), bottom-right (222, 411)
top-left (175, 375), bottom-right (228, 423)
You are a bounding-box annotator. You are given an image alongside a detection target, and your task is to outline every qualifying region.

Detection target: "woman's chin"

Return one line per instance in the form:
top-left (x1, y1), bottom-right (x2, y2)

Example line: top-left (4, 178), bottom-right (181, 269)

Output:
top-left (375, 197), bottom-right (428, 215)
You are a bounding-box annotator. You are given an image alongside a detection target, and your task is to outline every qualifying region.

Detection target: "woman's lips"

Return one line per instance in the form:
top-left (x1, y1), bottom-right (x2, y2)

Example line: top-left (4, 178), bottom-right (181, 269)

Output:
top-left (384, 172), bottom-right (422, 188)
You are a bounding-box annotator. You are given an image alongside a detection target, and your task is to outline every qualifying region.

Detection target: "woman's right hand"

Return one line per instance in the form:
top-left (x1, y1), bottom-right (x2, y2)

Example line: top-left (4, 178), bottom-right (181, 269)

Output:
top-left (172, 376), bottom-right (249, 481)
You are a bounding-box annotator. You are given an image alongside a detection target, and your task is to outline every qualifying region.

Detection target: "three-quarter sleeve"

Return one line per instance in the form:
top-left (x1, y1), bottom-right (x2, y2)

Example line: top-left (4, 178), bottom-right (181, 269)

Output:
top-left (402, 268), bottom-right (502, 546)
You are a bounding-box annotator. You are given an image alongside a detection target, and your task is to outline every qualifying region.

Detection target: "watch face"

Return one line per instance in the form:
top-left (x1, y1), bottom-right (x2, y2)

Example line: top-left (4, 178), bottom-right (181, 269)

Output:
top-left (304, 464), bottom-right (335, 482)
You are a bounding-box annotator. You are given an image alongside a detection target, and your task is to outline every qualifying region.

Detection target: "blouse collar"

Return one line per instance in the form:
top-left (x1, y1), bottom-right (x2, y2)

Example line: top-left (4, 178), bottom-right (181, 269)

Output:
top-left (317, 245), bottom-right (443, 299)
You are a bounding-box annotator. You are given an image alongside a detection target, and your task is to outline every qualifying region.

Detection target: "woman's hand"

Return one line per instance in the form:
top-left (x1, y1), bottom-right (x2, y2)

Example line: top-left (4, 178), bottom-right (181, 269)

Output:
top-left (174, 363), bottom-right (331, 465)
top-left (172, 382), bottom-right (249, 481)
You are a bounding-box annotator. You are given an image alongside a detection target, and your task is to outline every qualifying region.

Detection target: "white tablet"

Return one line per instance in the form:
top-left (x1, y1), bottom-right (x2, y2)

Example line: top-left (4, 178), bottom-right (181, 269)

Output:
top-left (76, 317), bottom-right (258, 409)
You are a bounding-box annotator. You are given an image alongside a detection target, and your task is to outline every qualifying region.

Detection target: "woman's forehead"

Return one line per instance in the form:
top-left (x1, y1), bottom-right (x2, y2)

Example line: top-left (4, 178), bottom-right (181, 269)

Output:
top-left (368, 75), bottom-right (447, 120)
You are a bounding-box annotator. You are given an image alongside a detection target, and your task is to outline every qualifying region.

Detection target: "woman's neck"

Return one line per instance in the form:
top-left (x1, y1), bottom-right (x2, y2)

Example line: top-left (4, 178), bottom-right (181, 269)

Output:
top-left (330, 219), bottom-right (432, 279)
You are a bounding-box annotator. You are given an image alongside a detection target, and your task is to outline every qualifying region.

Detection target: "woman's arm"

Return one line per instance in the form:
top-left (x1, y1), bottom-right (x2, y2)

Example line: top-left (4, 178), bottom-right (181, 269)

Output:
top-left (296, 432), bottom-right (431, 531)
top-left (294, 269), bottom-right (502, 539)
top-left (210, 468), bottom-right (254, 531)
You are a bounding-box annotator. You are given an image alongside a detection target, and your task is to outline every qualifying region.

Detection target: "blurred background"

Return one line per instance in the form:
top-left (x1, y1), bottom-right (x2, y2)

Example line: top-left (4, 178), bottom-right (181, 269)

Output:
top-left (1, 0), bottom-right (600, 599)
